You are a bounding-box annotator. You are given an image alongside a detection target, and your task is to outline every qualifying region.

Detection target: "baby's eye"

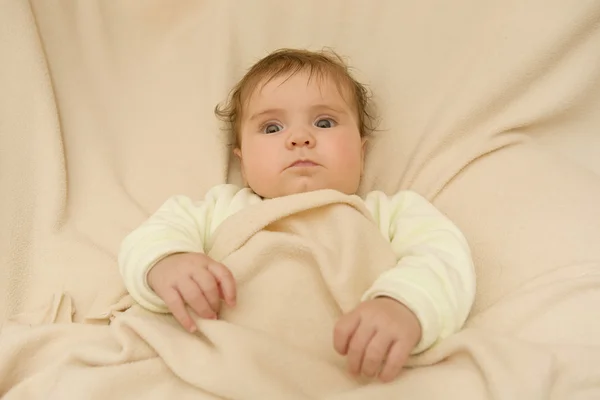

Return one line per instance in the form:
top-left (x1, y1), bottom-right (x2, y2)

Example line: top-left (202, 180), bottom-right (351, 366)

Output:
top-left (263, 123), bottom-right (283, 134)
top-left (314, 118), bottom-right (336, 129)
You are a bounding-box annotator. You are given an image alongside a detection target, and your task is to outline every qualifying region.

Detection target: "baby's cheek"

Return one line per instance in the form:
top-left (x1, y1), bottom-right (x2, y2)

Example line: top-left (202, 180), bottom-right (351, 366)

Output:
top-left (248, 151), bottom-right (279, 179)
top-left (335, 141), bottom-right (363, 169)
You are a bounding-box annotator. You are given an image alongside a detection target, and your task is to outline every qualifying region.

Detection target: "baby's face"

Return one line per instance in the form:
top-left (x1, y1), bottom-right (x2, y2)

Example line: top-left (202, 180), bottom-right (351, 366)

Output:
top-left (234, 71), bottom-right (365, 199)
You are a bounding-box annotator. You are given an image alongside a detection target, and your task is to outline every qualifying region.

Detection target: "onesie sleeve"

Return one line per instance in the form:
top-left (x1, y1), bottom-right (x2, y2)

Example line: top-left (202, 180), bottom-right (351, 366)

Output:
top-left (118, 184), bottom-right (261, 312)
top-left (362, 190), bottom-right (476, 354)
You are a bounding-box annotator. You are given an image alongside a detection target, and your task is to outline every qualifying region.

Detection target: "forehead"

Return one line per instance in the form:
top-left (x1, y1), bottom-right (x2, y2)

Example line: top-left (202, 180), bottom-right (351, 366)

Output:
top-left (244, 71), bottom-right (354, 112)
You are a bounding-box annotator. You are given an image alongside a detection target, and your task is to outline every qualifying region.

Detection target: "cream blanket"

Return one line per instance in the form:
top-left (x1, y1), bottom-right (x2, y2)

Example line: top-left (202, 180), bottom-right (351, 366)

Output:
top-left (1, 190), bottom-right (596, 399)
top-left (0, 192), bottom-right (394, 398)
top-left (2, 0), bottom-right (600, 398)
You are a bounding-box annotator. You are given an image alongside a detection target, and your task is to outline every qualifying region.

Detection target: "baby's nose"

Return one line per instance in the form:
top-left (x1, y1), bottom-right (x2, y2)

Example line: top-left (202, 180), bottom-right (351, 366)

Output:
top-left (291, 139), bottom-right (311, 146)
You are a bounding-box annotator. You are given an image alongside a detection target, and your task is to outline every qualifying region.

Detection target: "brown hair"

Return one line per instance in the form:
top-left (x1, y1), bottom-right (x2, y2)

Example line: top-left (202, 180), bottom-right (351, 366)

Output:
top-left (215, 48), bottom-right (376, 148)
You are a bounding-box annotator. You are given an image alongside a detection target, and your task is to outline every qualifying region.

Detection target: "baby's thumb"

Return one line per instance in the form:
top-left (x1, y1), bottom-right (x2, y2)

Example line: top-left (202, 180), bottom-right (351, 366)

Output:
top-left (333, 314), bottom-right (360, 355)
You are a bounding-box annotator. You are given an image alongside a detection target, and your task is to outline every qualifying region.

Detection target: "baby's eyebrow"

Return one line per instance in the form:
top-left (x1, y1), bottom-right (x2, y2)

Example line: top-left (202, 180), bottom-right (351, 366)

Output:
top-left (248, 108), bottom-right (284, 122)
top-left (248, 104), bottom-right (347, 122)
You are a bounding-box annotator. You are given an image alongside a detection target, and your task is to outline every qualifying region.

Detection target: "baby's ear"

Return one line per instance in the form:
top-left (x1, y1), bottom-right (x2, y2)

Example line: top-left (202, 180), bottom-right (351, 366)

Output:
top-left (233, 148), bottom-right (242, 160)
top-left (361, 137), bottom-right (368, 151)
top-left (233, 148), bottom-right (246, 182)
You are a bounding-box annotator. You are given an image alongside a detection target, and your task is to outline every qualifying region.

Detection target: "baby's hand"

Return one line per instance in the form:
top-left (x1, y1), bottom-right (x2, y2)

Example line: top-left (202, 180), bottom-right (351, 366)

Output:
top-left (147, 252), bottom-right (236, 332)
top-left (333, 297), bottom-right (422, 383)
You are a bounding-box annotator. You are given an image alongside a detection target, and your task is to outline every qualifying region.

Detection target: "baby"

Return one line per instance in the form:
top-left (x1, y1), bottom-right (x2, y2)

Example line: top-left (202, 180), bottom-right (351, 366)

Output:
top-left (118, 48), bottom-right (476, 383)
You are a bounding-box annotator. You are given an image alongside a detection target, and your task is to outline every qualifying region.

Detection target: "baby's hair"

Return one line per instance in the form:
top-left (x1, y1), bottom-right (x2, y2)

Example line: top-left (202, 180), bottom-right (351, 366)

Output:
top-left (215, 47), bottom-right (377, 148)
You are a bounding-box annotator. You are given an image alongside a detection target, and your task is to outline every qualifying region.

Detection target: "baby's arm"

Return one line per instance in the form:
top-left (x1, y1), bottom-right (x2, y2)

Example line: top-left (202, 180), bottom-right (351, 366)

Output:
top-left (118, 184), bottom-right (260, 313)
top-left (362, 190), bottom-right (476, 354)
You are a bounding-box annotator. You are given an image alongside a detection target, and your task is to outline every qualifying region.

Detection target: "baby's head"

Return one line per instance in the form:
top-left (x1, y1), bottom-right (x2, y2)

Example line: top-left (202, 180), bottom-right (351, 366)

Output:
top-left (216, 48), bottom-right (375, 199)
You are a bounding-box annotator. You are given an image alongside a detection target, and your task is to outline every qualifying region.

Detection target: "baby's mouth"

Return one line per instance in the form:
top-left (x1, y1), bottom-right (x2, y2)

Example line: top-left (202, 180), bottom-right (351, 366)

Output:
top-left (289, 160), bottom-right (319, 168)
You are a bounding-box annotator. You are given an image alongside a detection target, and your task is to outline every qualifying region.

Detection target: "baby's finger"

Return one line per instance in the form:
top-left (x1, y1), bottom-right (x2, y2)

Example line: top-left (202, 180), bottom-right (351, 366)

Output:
top-left (333, 313), bottom-right (361, 355)
top-left (346, 320), bottom-right (376, 375)
top-left (192, 267), bottom-right (222, 313)
top-left (177, 277), bottom-right (216, 319)
top-left (162, 286), bottom-right (197, 332)
top-left (378, 340), bottom-right (410, 383)
top-left (207, 262), bottom-right (237, 306)
top-left (361, 332), bottom-right (393, 378)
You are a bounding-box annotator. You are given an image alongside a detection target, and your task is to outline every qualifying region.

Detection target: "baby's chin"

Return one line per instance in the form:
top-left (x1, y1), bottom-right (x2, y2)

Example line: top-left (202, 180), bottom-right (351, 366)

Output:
top-left (253, 181), bottom-right (356, 199)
